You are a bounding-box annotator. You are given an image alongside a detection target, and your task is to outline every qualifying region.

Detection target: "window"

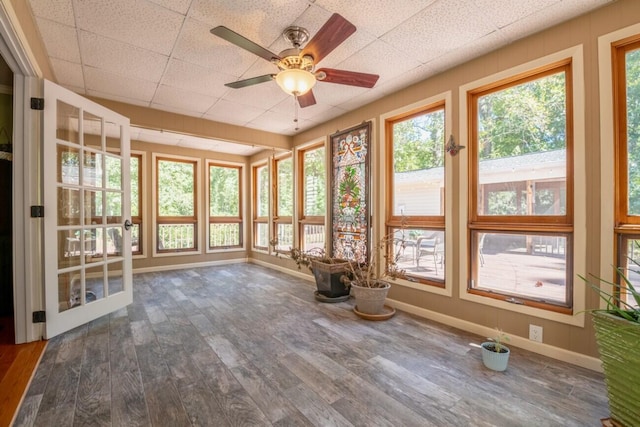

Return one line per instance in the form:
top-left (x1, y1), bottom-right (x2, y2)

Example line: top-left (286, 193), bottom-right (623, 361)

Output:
top-left (298, 144), bottom-right (326, 252)
top-left (274, 155), bottom-right (293, 252)
top-left (253, 162), bottom-right (269, 250)
top-left (468, 60), bottom-right (573, 313)
top-left (386, 102), bottom-right (445, 286)
top-left (130, 153), bottom-right (142, 255)
top-left (155, 156), bottom-right (197, 252)
top-left (613, 38), bottom-right (640, 307)
top-left (208, 162), bottom-right (242, 249)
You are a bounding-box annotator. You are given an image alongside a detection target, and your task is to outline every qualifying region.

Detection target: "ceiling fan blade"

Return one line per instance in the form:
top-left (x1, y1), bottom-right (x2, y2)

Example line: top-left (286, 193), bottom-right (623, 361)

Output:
top-left (225, 74), bottom-right (276, 89)
top-left (316, 68), bottom-right (379, 88)
top-left (211, 26), bottom-right (281, 62)
top-left (302, 13), bottom-right (355, 63)
top-left (297, 90), bottom-right (316, 108)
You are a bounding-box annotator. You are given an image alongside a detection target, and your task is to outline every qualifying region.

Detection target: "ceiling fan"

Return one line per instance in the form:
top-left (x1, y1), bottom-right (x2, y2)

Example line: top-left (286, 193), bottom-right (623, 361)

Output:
top-left (210, 13), bottom-right (379, 108)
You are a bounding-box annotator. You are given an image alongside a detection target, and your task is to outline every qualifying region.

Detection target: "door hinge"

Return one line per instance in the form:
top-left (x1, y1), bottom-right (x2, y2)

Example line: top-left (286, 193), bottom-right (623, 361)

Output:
top-left (30, 97), bottom-right (44, 110)
top-left (30, 205), bottom-right (44, 218)
top-left (32, 310), bottom-right (46, 323)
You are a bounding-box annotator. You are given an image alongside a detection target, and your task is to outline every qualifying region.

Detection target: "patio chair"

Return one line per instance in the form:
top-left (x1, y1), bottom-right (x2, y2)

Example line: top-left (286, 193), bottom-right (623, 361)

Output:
top-left (416, 235), bottom-right (445, 274)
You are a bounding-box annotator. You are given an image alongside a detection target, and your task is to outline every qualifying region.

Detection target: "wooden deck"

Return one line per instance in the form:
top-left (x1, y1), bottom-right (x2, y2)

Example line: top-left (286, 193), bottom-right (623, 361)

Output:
top-left (0, 317), bottom-right (47, 427)
top-left (13, 263), bottom-right (609, 426)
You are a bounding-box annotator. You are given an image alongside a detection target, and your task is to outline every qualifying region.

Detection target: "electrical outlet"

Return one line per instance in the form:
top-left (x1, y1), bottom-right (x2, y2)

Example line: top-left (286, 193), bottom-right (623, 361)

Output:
top-left (529, 324), bottom-right (543, 343)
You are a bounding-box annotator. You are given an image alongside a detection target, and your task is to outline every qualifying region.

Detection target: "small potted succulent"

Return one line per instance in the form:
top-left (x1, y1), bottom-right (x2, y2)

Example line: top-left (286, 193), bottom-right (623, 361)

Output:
top-left (481, 329), bottom-right (511, 372)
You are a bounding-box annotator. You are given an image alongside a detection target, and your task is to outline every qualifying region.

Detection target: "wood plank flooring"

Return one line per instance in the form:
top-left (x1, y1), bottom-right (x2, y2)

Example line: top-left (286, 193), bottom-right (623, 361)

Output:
top-left (0, 317), bottom-right (47, 427)
top-left (14, 263), bottom-right (609, 426)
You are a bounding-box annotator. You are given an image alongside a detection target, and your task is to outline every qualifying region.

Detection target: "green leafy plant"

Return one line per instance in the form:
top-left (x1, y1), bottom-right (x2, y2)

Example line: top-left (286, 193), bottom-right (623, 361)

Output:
top-left (486, 328), bottom-right (510, 353)
top-left (578, 246), bottom-right (640, 323)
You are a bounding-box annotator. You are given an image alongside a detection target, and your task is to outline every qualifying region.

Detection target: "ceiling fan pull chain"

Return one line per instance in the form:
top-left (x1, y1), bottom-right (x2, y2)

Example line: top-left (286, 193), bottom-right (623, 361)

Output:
top-left (294, 94), bottom-right (299, 131)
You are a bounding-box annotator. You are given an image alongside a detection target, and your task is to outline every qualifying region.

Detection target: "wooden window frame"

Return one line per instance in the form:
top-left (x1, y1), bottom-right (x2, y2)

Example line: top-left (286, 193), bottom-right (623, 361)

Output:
top-left (130, 153), bottom-right (142, 255)
top-left (613, 36), bottom-right (640, 304)
top-left (467, 60), bottom-right (574, 314)
top-left (253, 162), bottom-right (269, 251)
top-left (155, 156), bottom-right (198, 253)
top-left (385, 101), bottom-right (446, 287)
top-left (273, 154), bottom-right (293, 253)
top-left (207, 161), bottom-right (243, 250)
top-left (297, 143), bottom-right (326, 251)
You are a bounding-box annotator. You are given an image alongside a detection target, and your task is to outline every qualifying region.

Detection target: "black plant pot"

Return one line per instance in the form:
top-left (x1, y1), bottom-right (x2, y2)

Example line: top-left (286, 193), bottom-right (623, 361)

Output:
top-left (311, 259), bottom-right (351, 298)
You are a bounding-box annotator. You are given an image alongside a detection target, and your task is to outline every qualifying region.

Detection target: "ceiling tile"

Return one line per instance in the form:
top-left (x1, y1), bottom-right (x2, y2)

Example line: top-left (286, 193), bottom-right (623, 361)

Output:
top-left (161, 59), bottom-right (234, 98)
top-left (172, 18), bottom-right (259, 77)
top-left (84, 66), bottom-right (157, 102)
top-left (34, 18), bottom-right (80, 63)
top-left (189, 0), bottom-right (310, 48)
top-left (270, 95), bottom-right (337, 120)
top-left (78, 31), bottom-right (168, 83)
top-left (473, 0), bottom-right (560, 29)
top-left (246, 109), bottom-right (300, 134)
top-left (151, 84), bottom-right (218, 114)
top-left (334, 39), bottom-right (422, 86)
top-left (145, 0), bottom-right (193, 15)
top-left (315, 0), bottom-right (437, 38)
top-left (381, 0), bottom-right (497, 64)
top-left (203, 99), bottom-right (267, 126)
top-left (74, 0), bottom-right (184, 55)
top-left (222, 78), bottom-right (289, 110)
top-left (28, 0), bottom-right (75, 26)
top-left (50, 58), bottom-right (84, 87)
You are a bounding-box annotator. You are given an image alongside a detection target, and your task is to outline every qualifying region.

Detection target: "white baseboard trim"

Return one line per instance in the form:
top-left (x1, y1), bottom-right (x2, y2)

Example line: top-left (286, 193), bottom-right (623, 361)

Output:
top-left (385, 298), bottom-right (603, 373)
top-left (133, 258), bottom-right (248, 275)
top-left (249, 258), bottom-right (314, 283)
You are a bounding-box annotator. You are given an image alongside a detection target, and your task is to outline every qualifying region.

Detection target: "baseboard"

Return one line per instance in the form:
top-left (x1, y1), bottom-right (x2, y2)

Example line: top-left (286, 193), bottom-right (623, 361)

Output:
top-left (249, 258), bottom-right (314, 283)
top-left (386, 298), bottom-right (603, 372)
top-left (133, 258), bottom-right (248, 274)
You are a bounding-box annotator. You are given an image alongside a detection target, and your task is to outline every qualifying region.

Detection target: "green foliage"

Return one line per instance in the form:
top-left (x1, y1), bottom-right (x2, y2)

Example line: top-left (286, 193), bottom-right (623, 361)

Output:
top-left (304, 147), bottom-right (325, 216)
top-left (277, 158), bottom-right (293, 216)
top-left (626, 49), bottom-right (640, 215)
top-left (579, 243), bottom-right (640, 323)
top-left (478, 71), bottom-right (566, 160)
top-left (257, 165), bottom-right (269, 217)
top-left (487, 328), bottom-right (510, 353)
top-left (158, 159), bottom-right (194, 216)
top-left (209, 165), bottom-right (239, 216)
top-left (393, 109), bottom-right (444, 173)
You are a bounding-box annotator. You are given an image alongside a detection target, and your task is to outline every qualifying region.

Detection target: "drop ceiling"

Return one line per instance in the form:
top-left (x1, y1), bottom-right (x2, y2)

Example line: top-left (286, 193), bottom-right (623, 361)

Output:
top-left (27, 0), bottom-right (613, 154)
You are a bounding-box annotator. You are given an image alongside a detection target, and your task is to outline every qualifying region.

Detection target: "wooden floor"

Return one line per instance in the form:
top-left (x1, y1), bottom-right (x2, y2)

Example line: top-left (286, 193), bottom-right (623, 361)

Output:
top-left (14, 263), bottom-right (609, 426)
top-left (0, 317), bottom-right (46, 427)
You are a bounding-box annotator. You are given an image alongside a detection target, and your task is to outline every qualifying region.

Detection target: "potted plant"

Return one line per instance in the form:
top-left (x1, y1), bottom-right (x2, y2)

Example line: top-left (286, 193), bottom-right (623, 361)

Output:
top-left (289, 246), bottom-right (352, 301)
top-left (580, 249), bottom-right (640, 427)
top-left (480, 329), bottom-right (511, 372)
top-left (346, 231), bottom-right (406, 318)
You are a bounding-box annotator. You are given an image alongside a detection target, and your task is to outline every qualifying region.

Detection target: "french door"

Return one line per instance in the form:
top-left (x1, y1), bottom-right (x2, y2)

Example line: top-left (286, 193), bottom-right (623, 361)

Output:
top-left (43, 80), bottom-right (132, 338)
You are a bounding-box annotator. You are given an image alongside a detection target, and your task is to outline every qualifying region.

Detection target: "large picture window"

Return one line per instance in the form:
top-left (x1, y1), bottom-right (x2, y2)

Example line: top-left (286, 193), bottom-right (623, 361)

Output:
top-left (208, 162), bottom-right (242, 249)
top-left (155, 156), bottom-right (197, 252)
top-left (253, 163), bottom-right (269, 250)
top-left (468, 60), bottom-right (574, 312)
top-left (614, 37), bottom-right (640, 307)
top-left (386, 102), bottom-right (445, 286)
top-left (298, 144), bottom-right (325, 252)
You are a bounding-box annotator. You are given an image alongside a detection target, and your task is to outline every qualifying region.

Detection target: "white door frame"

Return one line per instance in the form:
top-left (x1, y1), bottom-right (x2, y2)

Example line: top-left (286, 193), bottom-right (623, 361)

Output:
top-left (0, 1), bottom-right (44, 343)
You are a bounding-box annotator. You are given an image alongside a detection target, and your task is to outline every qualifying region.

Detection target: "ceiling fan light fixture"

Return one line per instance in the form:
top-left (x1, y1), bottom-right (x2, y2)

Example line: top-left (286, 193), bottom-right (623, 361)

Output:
top-left (275, 68), bottom-right (316, 96)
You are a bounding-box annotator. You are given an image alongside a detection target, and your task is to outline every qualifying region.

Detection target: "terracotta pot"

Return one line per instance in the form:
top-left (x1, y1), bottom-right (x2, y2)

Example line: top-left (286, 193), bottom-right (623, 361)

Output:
top-left (351, 281), bottom-right (390, 315)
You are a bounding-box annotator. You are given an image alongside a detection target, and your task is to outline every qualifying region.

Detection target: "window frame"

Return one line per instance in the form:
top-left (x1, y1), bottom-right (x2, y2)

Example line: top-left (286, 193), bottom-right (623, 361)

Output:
top-left (458, 45), bottom-right (586, 326)
top-left (273, 154), bottom-right (293, 253)
top-left (206, 160), bottom-right (243, 252)
top-left (252, 161), bottom-right (270, 251)
top-left (385, 100), bottom-right (446, 287)
top-left (612, 34), bottom-right (640, 306)
top-left (467, 60), bottom-right (574, 313)
top-left (152, 153), bottom-right (200, 256)
top-left (130, 152), bottom-right (143, 256)
top-left (297, 141), bottom-right (326, 252)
